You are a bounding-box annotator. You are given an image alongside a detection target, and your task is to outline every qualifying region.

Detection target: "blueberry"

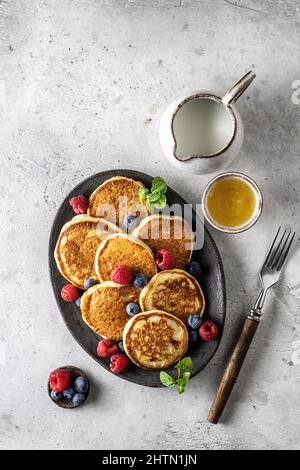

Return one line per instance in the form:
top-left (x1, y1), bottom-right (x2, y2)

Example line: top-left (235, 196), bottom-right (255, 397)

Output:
top-left (50, 390), bottom-right (62, 402)
top-left (75, 297), bottom-right (81, 307)
top-left (187, 314), bottom-right (202, 330)
top-left (62, 386), bottom-right (75, 400)
top-left (84, 278), bottom-right (98, 289)
top-left (124, 215), bottom-right (137, 229)
top-left (187, 261), bottom-right (202, 278)
top-left (133, 273), bottom-right (149, 289)
top-left (74, 376), bottom-right (89, 393)
top-left (72, 392), bottom-right (86, 407)
top-left (118, 341), bottom-right (125, 352)
top-left (189, 328), bottom-right (199, 343)
top-left (126, 302), bottom-right (140, 316)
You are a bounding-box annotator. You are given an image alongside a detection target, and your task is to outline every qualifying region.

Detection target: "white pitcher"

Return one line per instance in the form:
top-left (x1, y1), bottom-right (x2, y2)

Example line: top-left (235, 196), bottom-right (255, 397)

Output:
top-left (159, 71), bottom-right (256, 175)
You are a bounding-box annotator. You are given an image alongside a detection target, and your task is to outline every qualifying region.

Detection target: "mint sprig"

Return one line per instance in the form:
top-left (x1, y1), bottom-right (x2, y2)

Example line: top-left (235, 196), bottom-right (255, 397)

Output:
top-left (160, 356), bottom-right (193, 394)
top-left (160, 372), bottom-right (176, 388)
top-left (137, 177), bottom-right (168, 212)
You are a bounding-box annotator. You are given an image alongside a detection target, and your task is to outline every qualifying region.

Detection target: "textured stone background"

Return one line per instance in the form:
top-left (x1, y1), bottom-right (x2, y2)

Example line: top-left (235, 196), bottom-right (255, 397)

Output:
top-left (1, 0), bottom-right (300, 450)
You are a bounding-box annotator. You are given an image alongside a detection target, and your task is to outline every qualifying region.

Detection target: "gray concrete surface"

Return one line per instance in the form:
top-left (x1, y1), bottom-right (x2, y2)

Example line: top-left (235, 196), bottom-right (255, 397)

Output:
top-left (1, 0), bottom-right (300, 450)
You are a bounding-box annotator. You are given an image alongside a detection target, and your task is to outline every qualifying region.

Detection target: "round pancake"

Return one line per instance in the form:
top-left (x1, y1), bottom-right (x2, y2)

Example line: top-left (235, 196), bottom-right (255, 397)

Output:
top-left (123, 310), bottom-right (188, 370)
top-left (139, 269), bottom-right (205, 322)
top-left (87, 176), bottom-right (148, 227)
top-left (132, 215), bottom-right (194, 269)
top-left (95, 233), bottom-right (157, 282)
top-left (55, 216), bottom-right (121, 289)
top-left (81, 282), bottom-right (141, 340)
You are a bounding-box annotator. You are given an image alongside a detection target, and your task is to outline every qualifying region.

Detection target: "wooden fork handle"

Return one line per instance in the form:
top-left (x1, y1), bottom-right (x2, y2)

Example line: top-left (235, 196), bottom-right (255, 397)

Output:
top-left (208, 317), bottom-right (259, 424)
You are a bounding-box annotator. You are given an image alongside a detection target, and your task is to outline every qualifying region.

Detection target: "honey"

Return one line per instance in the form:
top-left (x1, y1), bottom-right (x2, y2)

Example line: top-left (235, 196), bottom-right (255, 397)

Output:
top-left (206, 177), bottom-right (257, 228)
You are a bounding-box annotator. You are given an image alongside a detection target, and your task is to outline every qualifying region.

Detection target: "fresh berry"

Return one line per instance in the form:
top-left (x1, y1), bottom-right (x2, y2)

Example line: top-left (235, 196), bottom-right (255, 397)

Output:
top-left (60, 284), bottom-right (79, 302)
top-left (118, 341), bottom-right (125, 352)
top-left (75, 297), bottom-right (81, 307)
top-left (156, 249), bottom-right (176, 270)
top-left (111, 265), bottom-right (133, 284)
top-left (69, 195), bottom-right (89, 215)
top-left (72, 393), bottom-right (86, 407)
top-left (49, 369), bottom-right (71, 392)
top-left (50, 390), bottom-right (62, 402)
top-left (74, 376), bottom-right (89, 394)
top-left (110, 353), bottom-right (129, 374)
top-left (187, 314), bottom-right (202, 330)
top-left (199, 321), bottom-right (218, 341)
top-left (187, 261), bottom-right (202, 278)
top-left (83, 278), bottom-right (98, 289)
top-left (97, 339), bottom-right (119, 358)
top-left (133, 273), bottom-right (148, 288)
top-left (124, 215), bottom-right (137, 229)
top-left (189, 328), bottom-right (199, 343)
top-left (62, 386), bottom-right (75, 401)
top-left (126, 302), bottom-right (140, 316)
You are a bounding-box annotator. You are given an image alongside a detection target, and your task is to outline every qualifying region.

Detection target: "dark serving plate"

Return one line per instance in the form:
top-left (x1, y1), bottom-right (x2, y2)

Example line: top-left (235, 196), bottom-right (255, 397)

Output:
top-left (49, 169), bottom-right (226, 387)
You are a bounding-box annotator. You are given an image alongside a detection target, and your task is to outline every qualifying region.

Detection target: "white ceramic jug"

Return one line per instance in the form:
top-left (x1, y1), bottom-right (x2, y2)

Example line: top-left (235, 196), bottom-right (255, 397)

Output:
top-left (159, 71), bottom-right (256, 174)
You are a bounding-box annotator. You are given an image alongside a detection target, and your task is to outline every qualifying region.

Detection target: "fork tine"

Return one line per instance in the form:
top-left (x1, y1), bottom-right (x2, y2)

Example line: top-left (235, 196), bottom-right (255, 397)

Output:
top-left (262, 226), bottom-right (281, 268)
top-left (271, 228), bottom-right (291, 269)
top-left (276, 231), bottom-right (295, 271)
top-left (268, 228), bottom-right (288, 268)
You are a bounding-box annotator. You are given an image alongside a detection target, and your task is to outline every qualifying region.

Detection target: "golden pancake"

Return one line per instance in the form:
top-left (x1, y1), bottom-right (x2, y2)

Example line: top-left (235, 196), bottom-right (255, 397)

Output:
top-left (95, 233), bottom-right (157, 282)
top-left (81, 282), bottom-right (141, 340)
top-left (132, 215), bottom-right (194, 269)
top-left (140, 269), bottom-right (205, 322)
top-left (123, 310), bottom-right (188, 370)
top-left (54, 216), bottom-right (121, 289)
top-left (87, 176), bottom-right (148, 227)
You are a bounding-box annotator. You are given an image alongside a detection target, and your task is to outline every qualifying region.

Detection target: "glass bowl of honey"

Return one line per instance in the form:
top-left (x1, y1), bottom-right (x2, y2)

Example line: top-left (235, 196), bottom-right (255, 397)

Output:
top-left (201, 172), bottom-right (263, 233)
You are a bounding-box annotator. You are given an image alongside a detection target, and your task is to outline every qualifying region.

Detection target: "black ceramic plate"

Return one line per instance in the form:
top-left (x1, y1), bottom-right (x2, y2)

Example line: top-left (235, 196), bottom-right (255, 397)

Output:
top-left (49, 170), bottom-right (226, 387)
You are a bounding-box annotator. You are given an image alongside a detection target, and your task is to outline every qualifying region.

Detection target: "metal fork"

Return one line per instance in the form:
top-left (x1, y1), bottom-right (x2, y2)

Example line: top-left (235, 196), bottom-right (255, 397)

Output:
top-left (208, 227), bottom-right (295, 424)
top-left (249, 226), bottom-right (295, 322)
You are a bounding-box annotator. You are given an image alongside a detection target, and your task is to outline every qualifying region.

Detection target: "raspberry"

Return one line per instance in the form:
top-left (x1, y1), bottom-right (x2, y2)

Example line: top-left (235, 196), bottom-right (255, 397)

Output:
top-left (49, 369), bottom-right (71, 392)
top-left (69, 195), bottom-right (89, 215)
top-left (156, 249), bottom-right (176, 270)
top-left (60, 284), bottom-right (79, 302)
top-left (199, 321), bottom-right (218, 341)
top-left (110, 353), bottom-right (129, 374)
top-left (111, 265), bottom-right (133, 284)
top-left (97, 339), bottom-right (118, 358)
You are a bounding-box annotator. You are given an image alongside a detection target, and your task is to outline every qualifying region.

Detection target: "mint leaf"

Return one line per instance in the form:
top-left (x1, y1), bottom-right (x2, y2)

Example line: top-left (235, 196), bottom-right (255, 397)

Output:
top-left (153, 194), bottom-right (167, 209)
top-left (161, 358), bottom-right (192, 394)
top-left (182, 371), bottom-right (191, 383)
top-left (151, 177), bottom-right (167, 193)
top-left (137, 177), bottom-right (168, 212)
top-left (148, 189), bottom-right (162, 202)
top-left (137, 187), bottom-right (149, 196)
top-left (137, 187), bottom-right (149, 203)
top-left (175, 356), bottom-right (193, 372)
top-left (160, 371), bottom-right (176, 388)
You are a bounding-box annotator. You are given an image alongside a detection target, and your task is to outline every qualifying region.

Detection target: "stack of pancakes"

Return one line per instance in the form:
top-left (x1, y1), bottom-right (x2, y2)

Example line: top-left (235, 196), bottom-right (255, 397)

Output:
top-left (55, 176), bottom-right (205, 370)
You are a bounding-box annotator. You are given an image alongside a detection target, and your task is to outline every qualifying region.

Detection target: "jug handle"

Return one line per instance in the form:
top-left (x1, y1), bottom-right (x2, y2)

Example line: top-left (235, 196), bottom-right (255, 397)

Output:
top-left (222, 70), bottom-right (256, 106)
